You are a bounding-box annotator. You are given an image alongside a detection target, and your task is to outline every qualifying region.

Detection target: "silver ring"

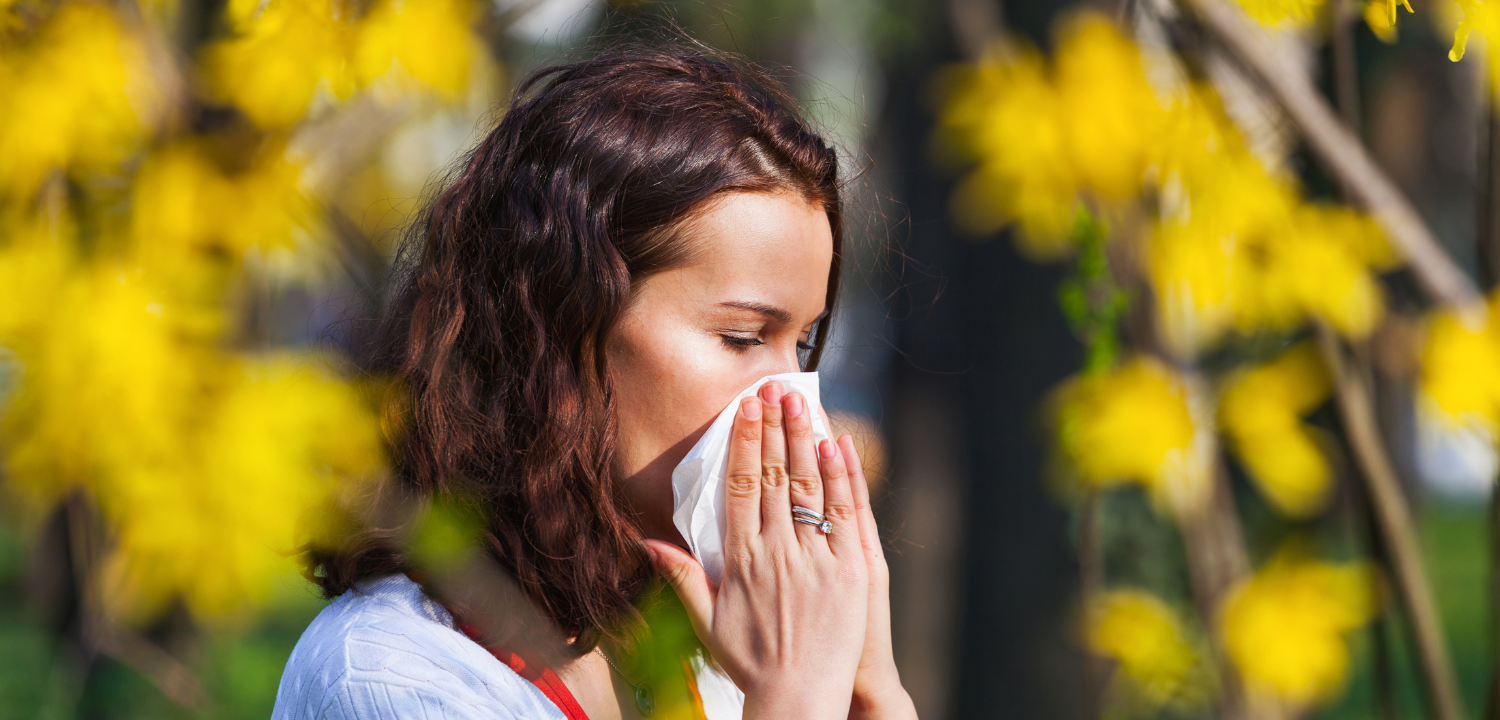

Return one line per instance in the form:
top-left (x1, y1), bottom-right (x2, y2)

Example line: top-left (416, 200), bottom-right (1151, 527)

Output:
top-left (792, 506), bottom-right (833, 535)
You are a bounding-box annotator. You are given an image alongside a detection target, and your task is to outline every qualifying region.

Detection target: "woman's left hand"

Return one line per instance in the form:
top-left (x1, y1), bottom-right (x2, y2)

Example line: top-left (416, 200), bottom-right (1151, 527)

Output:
top-left (837, 434), bottom-right (918, 720)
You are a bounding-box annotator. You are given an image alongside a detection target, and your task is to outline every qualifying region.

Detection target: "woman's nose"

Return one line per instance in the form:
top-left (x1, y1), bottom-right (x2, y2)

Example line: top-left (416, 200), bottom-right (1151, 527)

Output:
top-left (762, 349), bottom-right (802, 377)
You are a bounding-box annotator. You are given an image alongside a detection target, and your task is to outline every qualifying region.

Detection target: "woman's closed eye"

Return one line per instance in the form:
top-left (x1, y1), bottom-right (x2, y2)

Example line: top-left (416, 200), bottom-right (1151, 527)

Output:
top-left (718, 334), bottom-right (818, 352)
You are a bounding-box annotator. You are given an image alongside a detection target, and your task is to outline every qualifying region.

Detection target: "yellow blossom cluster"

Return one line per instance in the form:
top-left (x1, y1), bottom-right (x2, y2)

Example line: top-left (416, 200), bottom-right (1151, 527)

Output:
top-left (1085, 590), bottom-right (1208, 713)
top-left (205, 0), bottom-right (481, 128)
top-left (0, 215), bottom-right (386, 623)
top-left (0, 0), bottom-right (493, 625)
top-left (1220, 545), bottom-right (1376, 706)
top-left (1218, 342), bottom-right (1335, 517)
top-left (0, 4), bottom-right (161, 198)
top-left (1228, 0), bottom-right (1411, 43)
top-left (1419, 292), bottom-right (1500, 434)
top-left (1054, 358), bottom-right (1210, 516)
top-left (938, 15), bottom-right (1398, 358)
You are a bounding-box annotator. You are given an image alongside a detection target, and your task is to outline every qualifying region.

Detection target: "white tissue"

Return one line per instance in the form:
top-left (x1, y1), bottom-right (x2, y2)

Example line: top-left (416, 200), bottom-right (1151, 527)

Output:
top-left (671, 372), bottom-right (832, 584)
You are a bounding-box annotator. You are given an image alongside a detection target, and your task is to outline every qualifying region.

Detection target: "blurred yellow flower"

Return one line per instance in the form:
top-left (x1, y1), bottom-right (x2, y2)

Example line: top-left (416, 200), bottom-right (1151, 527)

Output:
top-left (937, 16), bottom-right (1397, 357)
top-left (1420, 294), bottom-right (1500, 432)
top-left (1054, 15), bottom-right (1164, 203)
top-left (1221, 545), bottom-right (1376, 706)
top-left (1364, 0), bottom-right (1401, 42)
top-left (1086, 590), bottom-right (1207, 713)
top-left (204, 0), bottom-right (357, 128)
top-left (1055, 358), bottom-right (1209, 515)
top-left (1449, 0), bottom-right (1500, 102)
top-left (941, 49), bottom-right (1079, 256)
top-left (131, 141), bottom-right (319, 294)
top-left (0, 4), bottom-right (161, 197)
top-left (1219, 342), bottom-right (1334, 517)
top-left (356, 0), bottom-right (480, 100)
top-left (1233, 0), bottom-right (1326, 26)
top-left (938, 13), bottom-right (1167, 258)
top-left (1148, 161), bottom-right (1390, 356)
top-left (98, 356), bottom-right (383, 623)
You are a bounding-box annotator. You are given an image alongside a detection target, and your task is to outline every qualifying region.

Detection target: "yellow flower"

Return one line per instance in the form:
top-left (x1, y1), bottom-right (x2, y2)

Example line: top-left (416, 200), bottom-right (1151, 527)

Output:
top-left (941, 49), bottom-right (1079, 256)
top-left (97, 356), bottom-right (384, 623)
top-left (1233, 0), bottom-right (1327, 27)
top-left (0, 4), bottom-right (161, 197)
top-left (1086, 590), bottom-right (1207, 712)
top-left (203, 0), bottom-right (357, 128)
top-left (1448, 0), bottom-right (1500, 103)
top-left (1364, 0), bottom-right (1402, 42)
top-left (132, 141), bottom-right (319, 272)
top-left (1221, 545), bottom-right (1376, 706)
top-left (1, 214), bottom-right (379, 625)
top-left (1054, 14), bottom-right (1164, 203)
top-left (1219, 342), bottom-right (1334, 517)
top-left (356, 0), bottom-right (480, 100)
top-left (1420, 294), bottom-right (1500, 432)
top-left (1055, 358), bottom-right (1209, 515)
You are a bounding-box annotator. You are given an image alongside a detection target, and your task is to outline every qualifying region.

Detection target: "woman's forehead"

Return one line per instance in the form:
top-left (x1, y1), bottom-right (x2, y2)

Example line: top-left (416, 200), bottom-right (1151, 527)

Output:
top-left (674, 192), bottom-right (833, 314)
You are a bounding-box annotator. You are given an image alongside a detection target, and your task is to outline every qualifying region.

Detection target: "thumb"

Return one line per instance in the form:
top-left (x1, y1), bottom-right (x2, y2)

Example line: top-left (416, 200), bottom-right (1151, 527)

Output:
top-left (643, 539), bottom-right (715, 634)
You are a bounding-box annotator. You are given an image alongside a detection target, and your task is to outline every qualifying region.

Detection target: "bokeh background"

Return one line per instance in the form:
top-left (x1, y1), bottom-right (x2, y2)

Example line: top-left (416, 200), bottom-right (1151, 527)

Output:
top-left (2, 0), bottom-right (1499, 718)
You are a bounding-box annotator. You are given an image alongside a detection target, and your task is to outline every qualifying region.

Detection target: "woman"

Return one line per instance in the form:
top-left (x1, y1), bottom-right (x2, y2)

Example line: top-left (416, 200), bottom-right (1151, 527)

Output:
top-left (273, 44), bottom-right (916, 720)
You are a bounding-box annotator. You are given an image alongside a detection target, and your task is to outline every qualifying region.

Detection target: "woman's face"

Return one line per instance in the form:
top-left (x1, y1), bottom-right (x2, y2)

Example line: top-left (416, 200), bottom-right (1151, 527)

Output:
top-left (608, 191), bottom-right (834, 545)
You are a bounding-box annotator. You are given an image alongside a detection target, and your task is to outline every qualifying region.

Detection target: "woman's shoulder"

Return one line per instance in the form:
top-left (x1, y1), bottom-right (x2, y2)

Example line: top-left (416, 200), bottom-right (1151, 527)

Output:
top-left (271, 574), bottom-right (565, 720)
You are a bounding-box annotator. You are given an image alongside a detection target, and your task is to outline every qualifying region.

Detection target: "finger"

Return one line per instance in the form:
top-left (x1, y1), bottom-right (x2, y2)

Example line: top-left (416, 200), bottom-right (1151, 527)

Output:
top-left (783, 392), bottom-right (826, 545)
top-left (816, 438), bottom-right (861, 558)
top-left (644, 540), bottom-right (716, 642)
top-left (757, 382), bottom-right (793, 537)
top-left (723, 396), bottom-right (763, 553)
top-left (839, 434), bottom-right (887, 568)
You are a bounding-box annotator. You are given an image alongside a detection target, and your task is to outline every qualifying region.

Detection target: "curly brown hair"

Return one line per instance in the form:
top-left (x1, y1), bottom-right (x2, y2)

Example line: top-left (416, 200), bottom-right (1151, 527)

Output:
top-left (307, 45), bottom-right (843, 653)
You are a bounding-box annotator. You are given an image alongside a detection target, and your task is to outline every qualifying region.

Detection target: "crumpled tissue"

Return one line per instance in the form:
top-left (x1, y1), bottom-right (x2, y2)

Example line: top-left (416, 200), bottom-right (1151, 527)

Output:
top-left (671, 372), bottom-right (831, 585)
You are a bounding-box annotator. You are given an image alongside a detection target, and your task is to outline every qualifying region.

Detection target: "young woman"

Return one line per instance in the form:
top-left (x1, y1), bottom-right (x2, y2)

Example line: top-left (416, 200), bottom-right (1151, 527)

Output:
top-left (272, 45), bottom-right (917, 720)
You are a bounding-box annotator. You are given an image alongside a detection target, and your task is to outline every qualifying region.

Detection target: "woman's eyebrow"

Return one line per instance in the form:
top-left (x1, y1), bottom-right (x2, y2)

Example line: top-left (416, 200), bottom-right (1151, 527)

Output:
top-left (718, 301), bottom-right (830, 326)
top-left (718, 301), bottom-right (793, 324)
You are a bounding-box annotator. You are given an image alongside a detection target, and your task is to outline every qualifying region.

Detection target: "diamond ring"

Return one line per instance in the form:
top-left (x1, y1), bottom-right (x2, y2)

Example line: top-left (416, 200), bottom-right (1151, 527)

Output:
top-left (792, 505), bottom-right (833, 535)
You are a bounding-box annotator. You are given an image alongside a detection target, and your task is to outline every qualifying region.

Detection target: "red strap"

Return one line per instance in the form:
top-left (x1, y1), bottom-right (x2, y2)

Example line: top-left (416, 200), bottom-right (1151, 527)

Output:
top-left (459, 624), bottom-right (589, 720)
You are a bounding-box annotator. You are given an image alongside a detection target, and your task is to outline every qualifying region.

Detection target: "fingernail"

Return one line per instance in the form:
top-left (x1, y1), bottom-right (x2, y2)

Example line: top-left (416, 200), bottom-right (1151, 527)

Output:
top-left (760, 381), bottom-right (783, 404)
top-left (742, 397), bottom-right (761, 421)
top-left (819, 439), bottom-right (836, 459)
top-left (784, 393), bottom-right (804, 418)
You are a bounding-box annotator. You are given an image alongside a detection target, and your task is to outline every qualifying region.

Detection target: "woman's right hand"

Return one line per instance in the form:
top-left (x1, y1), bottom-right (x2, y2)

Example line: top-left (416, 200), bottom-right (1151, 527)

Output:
top-left (645, 381), bottom-right (869, 719)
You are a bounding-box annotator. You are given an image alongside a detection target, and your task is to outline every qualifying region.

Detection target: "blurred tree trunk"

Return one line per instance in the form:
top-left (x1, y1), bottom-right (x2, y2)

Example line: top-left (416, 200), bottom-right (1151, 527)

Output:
top-left (878, 1), bottom-right (1089, 716)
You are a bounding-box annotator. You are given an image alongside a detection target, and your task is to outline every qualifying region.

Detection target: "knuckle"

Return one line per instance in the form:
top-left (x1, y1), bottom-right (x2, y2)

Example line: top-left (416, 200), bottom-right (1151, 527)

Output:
top-left (822, 500), bottom-right (856, 522)
top-left (761, 464), bottom-right (789, 488)
top-left (789, 472), bottom-right (822, 498)
top-left (726, 470), bottom-right (761, 496)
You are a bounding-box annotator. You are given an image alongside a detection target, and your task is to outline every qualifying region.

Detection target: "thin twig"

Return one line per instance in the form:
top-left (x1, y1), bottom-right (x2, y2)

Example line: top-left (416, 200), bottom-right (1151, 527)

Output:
top-left (1180, 0), bottom-right (1483, 312)
top-left (1316, 326), bottom-right (1468, 720)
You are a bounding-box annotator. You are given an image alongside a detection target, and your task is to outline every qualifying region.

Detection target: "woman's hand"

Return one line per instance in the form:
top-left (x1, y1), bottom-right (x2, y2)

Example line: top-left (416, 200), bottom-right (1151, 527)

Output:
top-left (645, 382), bottom-right (868, 719)
top-left (840, 434), bottom-right (918, 720)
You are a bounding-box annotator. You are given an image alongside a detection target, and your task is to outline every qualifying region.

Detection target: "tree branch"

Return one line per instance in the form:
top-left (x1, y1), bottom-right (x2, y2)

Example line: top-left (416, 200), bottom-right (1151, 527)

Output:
top-left (1316, 326), bottom-right (1468, 720)
top-left (1181, 0), bottom-right (1484, 312)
